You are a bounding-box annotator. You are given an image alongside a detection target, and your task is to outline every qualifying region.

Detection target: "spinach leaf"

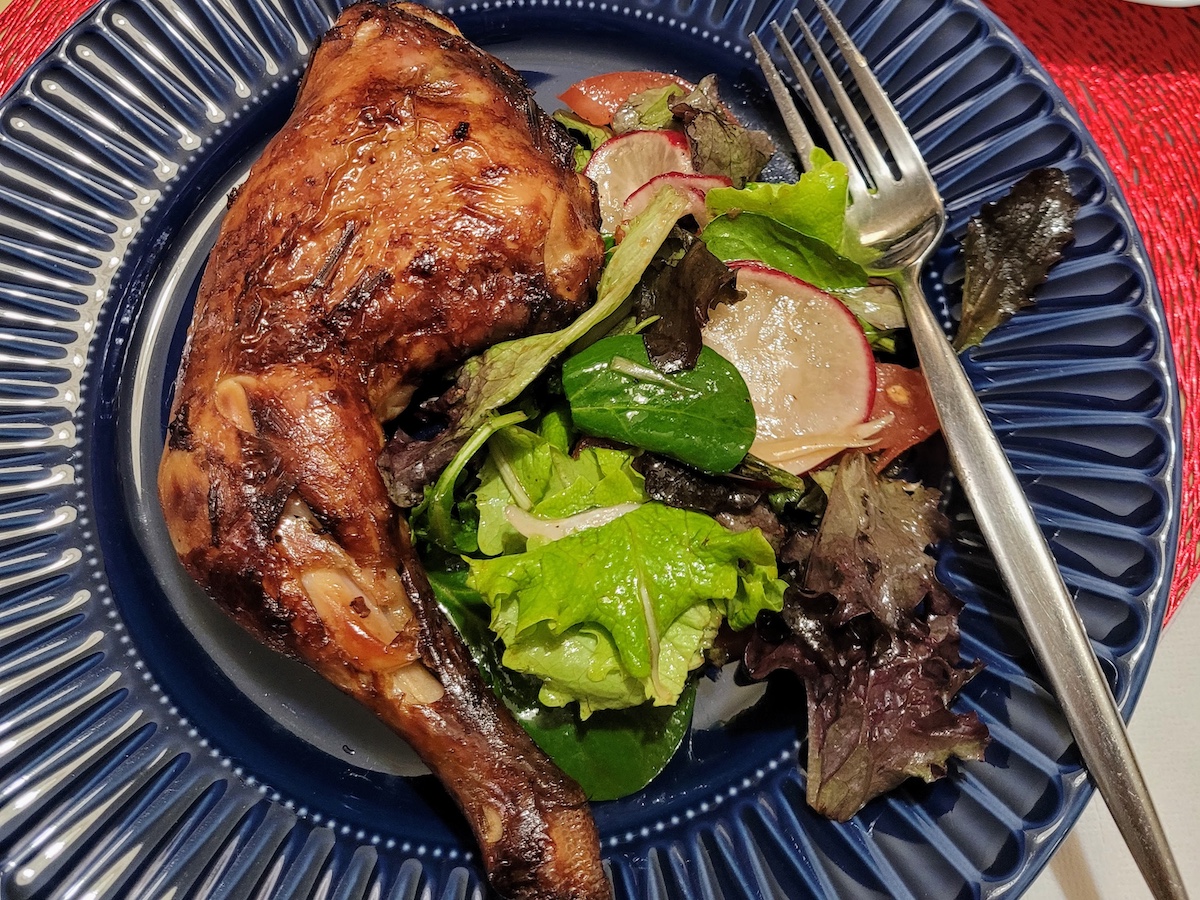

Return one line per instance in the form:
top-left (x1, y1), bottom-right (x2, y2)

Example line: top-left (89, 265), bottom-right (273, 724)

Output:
top-left (562, 334), bottom-right (755, 473)
top-left (528, 681), bottom-right (695, 801)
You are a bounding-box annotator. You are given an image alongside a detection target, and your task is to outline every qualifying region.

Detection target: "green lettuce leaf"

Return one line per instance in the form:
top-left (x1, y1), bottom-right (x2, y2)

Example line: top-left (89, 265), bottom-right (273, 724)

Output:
top-left (705, 150), bottom-right (851, 249)
top-left (553, 109), bottom-right (613, 171)
top-left (553, 109), bottom-right (613, 149)
top-left (468, 502), bottom-right (785, 716)
top-left (428, 568), bottom-right (696, 800)
top-left (701, 212), bottom-right (869, 290)
top-left (475, 421), bottom-right (647, 557)
top-left (612, 84), bottom-right (687, 132)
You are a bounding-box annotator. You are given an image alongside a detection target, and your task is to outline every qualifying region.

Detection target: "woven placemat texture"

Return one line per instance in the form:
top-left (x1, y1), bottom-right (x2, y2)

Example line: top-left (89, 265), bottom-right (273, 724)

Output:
top-left (1, 0), bottom-right (1197, 619)
top-left (986, 0), bottom-right (1200, 622)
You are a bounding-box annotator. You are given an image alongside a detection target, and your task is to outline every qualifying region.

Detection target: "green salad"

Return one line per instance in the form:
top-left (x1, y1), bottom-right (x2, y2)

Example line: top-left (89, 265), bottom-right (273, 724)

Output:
top-left (378, 69), bottom-right (1079, 815)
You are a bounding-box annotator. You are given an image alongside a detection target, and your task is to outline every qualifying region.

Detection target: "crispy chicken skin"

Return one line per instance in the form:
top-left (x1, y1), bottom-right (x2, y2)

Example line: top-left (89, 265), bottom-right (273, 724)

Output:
top-left (157, 4), bottom-right (608, 898)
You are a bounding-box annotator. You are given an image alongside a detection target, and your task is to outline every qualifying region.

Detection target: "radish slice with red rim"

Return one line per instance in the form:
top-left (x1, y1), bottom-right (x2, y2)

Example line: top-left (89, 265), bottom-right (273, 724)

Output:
top-left (702, 261), bottom-right (877, 474)
top-left (583, 129), bottom-right (693, 233)
top-left (621, 172), bottom-right (733, 229)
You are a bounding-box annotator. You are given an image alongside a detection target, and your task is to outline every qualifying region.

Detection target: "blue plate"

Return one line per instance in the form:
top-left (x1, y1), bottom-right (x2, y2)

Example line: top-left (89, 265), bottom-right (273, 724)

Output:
top-left (0, 0), bottom-right (1178, 897)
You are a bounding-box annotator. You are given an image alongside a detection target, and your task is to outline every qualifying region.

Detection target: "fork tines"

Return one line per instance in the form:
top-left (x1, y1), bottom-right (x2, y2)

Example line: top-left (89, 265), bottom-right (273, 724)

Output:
top-left (749, 0), bottom-right (928, 193)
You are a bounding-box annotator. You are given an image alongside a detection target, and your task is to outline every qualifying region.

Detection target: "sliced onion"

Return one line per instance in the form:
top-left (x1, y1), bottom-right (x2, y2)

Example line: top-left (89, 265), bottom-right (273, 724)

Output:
top-left (752, 416), bottom-right (893, 475)
top-left (505, 501), bottom-right (643, 542)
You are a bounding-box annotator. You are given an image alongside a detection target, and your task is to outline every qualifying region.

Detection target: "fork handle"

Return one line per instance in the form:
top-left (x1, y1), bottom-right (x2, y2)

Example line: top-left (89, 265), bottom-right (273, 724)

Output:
top-left (896, 265), bottom-right (1189, 900)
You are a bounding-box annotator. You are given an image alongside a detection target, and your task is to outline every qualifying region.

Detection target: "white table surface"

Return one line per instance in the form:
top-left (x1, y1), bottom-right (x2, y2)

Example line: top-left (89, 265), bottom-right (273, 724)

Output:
top-left (1025, 583), bottom-right (1200, 899)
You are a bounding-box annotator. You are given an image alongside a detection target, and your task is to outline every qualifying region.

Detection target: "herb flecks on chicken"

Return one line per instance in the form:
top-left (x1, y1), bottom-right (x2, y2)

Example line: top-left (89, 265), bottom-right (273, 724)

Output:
top-left (156, 5), bottom-right (609, 898)
top-left (745, 452), bottom-right (988, 821)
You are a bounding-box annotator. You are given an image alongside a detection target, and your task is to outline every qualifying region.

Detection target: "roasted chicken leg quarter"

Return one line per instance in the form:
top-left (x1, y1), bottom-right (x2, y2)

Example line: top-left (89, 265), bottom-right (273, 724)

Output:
top-left (157, 4), bottom-right (608, 898)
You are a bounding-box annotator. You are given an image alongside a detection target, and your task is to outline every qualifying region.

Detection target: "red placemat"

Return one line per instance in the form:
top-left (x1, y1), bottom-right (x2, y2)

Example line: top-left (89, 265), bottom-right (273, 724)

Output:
top-left (983, 0), bottom-right (1200, 624)
top-left (0, 1), bottom-right (95, 90)
top-left (1, 0), bottom-right (1197, 621)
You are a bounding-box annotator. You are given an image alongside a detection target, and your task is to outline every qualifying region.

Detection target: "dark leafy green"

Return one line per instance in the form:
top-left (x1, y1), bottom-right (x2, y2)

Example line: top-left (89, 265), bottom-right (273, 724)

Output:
top-left (670, 75), bottom-right (774, 188)
top-left (378, 421), bottom-right (467, 510)
top-left (562, 334), bottom-right (755, 473)
top-left (744, 452), bottom-right (987, 821)
top-left (954, 168), bottom-right (1080, 352)
top-left (750, 582), bottom-right (988, 821)
top-left (634, 454), bottom-right (764, 517)
top-left (634, 229), bottom-right (742, 373)
top-left (805, 452), bottom-right (946, 630)
top-left (528, 680), bottom-right (696, 802)
top-left (429, 568), bottom-right (696, 800)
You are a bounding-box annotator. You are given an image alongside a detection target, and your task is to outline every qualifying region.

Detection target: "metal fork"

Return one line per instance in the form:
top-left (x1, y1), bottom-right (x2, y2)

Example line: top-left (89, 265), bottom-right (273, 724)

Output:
top-left (750, 5), bottom-right (1188, 898)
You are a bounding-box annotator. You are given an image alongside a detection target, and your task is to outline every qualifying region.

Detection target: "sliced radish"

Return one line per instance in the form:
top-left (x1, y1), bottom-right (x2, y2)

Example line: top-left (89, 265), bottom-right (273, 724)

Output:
top-left (584, 129), bottom-right (694, 233)
top-left (621, 172), bottom-right (733, 229)
top-left (751, 419), bottom-right (889, 477)
top-left (701, 262), bottom-right (876, 474)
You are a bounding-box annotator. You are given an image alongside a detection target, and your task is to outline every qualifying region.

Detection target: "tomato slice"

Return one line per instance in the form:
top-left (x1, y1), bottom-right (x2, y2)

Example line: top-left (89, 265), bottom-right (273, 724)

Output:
top-left (558, 71), bottom-right (695, 126)
top-left (869, 363), bottom-right (941, 470)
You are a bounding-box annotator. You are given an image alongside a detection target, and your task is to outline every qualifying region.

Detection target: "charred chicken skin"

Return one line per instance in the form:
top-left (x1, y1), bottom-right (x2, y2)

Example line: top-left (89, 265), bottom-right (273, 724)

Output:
top-left (157, 4), bottom-right (608, 898)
